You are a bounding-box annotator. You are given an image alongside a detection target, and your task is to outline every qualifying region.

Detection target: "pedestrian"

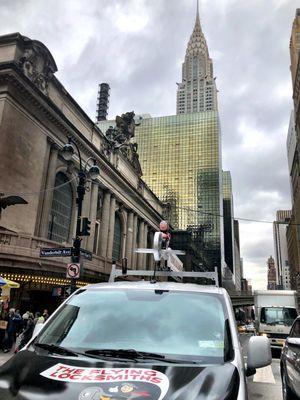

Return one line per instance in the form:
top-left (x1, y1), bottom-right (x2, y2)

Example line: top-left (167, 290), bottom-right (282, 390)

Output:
top-left (22, 311), bottom-right (30, 330)
top-left (32, 312), bottom-right (45, 338)
top-left (0, 311), bottom-right (7, 351)
top-left (3, 309), bottom-right (16, 352)
top-left (13, 310), bottom-right (23, 335)
top-left (19, 313), bottom-right (35, 350)
top-left (42, 309), bottom-right (49, 321)
top-left (33, 312), bottom-right (41, 325)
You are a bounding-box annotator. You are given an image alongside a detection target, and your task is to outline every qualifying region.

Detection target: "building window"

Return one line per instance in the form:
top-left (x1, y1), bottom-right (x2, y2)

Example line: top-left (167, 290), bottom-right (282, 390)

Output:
top-left (112, 213), bottom-right (122, 261)
top-left (96, 194), bottom-right (102, 221)
top-left (48, 172), bottom-right (72, 243)
top-left (93, 221), bottom-right (100, 254)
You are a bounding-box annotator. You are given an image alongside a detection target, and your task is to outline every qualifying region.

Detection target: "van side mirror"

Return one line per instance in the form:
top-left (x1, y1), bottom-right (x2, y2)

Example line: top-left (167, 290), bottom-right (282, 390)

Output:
top-left (287, 337), bottom-right (300, 347)
top-left (246, 336), bottom-right (271, 377)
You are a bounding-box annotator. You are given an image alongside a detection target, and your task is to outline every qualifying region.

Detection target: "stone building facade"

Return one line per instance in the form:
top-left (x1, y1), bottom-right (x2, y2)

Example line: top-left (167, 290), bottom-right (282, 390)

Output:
top-left (273, 210), bottom-right (291, 289)
top-left (267, 256), bottom-right (276, 290)
top-left (287, 9), bottom-right (300, 293)
top-left (0, 33), bottom-right (165, 311)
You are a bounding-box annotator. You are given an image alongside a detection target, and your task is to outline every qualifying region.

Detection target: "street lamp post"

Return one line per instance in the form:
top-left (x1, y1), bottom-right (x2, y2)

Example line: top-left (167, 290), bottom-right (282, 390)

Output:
top-left (62, 137), bottom-right (100, 293)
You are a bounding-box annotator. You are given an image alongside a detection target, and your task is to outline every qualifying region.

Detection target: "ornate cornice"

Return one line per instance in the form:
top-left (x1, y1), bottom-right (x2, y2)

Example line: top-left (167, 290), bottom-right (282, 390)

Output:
top-left (47, 136), bottom-right (59, 150)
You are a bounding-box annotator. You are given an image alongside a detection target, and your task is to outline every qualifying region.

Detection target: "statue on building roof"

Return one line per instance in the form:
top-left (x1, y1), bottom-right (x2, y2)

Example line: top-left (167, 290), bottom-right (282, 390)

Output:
top-left (104, 111), bottom-right (142, 174)
top-left (105, 111), bottom-right (141, 150)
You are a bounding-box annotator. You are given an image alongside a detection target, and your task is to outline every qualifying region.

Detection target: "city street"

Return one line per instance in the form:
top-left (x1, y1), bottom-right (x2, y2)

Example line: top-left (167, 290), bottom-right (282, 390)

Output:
top-left (0, 334), bottom-right (284, 399)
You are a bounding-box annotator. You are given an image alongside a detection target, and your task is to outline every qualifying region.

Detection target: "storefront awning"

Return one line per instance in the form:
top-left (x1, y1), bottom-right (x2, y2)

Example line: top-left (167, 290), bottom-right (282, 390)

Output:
top-left (0, 276), bottom-right (20, 289)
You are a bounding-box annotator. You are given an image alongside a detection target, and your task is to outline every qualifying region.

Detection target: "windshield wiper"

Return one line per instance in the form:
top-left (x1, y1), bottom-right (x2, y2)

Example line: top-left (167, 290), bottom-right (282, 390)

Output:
top-left (34, 343), bottom-right (80, 357)
top-left (34, 343), bottom-right (111, 360)
top-left (84, 348), bottom-right (187, 363)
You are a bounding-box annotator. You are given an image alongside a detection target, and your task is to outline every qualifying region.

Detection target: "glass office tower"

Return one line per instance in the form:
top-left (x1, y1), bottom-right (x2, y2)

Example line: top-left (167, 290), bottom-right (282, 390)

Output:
top-left (222, 171), bottom-right (235, 273)
top-left (134, 111), bottom-right (223, 271)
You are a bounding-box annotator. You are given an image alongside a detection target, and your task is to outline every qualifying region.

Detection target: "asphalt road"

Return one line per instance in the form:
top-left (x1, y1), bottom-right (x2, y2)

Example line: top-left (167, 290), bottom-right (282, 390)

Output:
top-left (240, 333), bottom-right (283, 400)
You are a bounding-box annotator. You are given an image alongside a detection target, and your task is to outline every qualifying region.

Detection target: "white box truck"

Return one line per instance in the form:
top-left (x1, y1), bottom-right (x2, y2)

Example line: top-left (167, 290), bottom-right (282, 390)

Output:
top-left (254, 290), bottom-right (298, 348)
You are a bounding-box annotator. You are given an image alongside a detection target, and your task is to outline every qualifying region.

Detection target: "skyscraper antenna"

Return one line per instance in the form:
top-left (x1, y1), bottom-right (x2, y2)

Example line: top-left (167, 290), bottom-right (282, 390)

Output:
top-left (196, 0), bottom-right (200, 25)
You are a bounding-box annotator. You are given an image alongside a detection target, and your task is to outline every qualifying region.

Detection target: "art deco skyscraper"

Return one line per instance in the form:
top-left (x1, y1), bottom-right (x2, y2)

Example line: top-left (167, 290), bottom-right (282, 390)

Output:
top-left (177, 2), bottom-right (217, 114)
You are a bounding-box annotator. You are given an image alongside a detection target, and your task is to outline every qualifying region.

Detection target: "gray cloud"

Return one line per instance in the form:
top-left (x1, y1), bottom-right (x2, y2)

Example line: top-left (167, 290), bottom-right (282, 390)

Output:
top-left (0, 0), bottom-right (298, 289)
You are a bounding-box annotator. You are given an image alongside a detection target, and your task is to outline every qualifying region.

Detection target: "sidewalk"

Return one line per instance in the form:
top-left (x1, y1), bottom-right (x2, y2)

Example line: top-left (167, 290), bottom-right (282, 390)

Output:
top-left (0, 350), bottom-right (14, 366)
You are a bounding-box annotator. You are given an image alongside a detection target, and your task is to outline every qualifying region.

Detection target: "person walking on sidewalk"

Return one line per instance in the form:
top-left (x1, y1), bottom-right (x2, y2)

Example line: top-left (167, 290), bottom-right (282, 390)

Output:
top-left (18, 313), bottom-right (35, 351)
top-left (3, 309), bottom-right (16, 352)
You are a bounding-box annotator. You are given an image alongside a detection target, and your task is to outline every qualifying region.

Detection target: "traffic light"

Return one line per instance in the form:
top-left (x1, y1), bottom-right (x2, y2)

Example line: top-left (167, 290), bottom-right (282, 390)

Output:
top-left (81, 217), bottom-right (91, 236)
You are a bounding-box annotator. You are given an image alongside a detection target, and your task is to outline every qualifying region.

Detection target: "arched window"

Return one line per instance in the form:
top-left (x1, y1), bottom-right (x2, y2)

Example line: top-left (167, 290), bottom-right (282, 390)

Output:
top-left (48, 172), bottom-right (72, 243)
top-left (112, 213), bottom-right (122, 261)
top-left (93, 193), bottom-right (103, 254)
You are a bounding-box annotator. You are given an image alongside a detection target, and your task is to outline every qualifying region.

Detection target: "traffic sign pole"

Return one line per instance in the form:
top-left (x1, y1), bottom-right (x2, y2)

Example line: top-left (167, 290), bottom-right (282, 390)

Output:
top-left (70, 170), bottom-right (86, 294)
top-left (70, 237), bottom-right (81, 293)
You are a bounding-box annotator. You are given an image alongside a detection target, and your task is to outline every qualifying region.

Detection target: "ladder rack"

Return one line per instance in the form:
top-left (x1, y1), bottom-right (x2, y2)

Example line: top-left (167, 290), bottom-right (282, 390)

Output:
top-left (109, 264), bottom-right (219, 286)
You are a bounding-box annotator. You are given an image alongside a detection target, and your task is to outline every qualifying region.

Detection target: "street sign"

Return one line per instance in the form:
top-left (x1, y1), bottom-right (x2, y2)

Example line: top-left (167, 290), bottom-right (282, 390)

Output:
top-left (40, 247), bottom-right (72, 258)
top-left (66, 263), bottom-right (81, 279)
top-left (80, 248), bottom-right (92, 261)
top-left (40, 247), bottom-right (92, 261)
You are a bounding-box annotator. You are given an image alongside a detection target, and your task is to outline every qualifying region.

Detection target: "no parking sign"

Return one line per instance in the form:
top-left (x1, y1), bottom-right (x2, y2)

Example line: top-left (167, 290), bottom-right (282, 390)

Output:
top-left (66, 263), bottom-right (81, 279)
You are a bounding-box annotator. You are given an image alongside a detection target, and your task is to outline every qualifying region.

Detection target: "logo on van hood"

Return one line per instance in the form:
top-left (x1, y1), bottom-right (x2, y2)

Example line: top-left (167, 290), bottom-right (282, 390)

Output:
top-left (40, 364), bottom-right (169, 400)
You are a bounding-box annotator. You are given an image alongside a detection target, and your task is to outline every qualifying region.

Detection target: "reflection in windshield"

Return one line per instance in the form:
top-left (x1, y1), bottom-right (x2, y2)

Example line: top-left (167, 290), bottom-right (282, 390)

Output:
top-left (261, 307), bottom-right (297, 326)
top-left (36, 289), bottom-right (231, 364)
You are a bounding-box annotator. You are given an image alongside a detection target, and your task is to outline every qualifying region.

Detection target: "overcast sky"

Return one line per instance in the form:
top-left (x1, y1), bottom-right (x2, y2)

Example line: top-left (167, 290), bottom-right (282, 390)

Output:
top-left (1, 0), bottom-right (298, 289)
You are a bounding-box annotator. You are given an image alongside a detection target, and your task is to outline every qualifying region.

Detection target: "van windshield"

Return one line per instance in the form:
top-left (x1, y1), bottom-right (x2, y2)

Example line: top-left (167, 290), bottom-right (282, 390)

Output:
top-left (35, 289), bottom-right (232, 364)
top-left (260, 307), bottom-right (297, 326)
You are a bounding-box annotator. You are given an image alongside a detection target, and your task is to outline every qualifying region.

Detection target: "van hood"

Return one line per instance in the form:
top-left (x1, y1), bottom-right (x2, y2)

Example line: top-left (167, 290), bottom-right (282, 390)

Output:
top-left (0, 350), bottom-right (239, 400)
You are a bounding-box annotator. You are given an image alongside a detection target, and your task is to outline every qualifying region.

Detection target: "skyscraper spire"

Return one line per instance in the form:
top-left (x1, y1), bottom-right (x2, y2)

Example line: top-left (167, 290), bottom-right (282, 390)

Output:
top-left (186, 2), bottom-right (206, 57)
top-left (176, 2), bottom-right (218, 114)
top-left (195, 0), bottom-right (201, 31)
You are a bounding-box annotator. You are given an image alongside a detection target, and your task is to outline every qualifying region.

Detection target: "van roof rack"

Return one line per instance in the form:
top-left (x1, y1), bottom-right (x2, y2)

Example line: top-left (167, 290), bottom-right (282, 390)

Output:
top-left (109, 264), bottom-right (219, 286)
top-left (108, 231), bottom-right (219, 286)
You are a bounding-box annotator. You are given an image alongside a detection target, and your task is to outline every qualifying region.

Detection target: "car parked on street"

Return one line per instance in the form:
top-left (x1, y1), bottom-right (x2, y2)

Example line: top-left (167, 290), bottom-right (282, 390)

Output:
top-left (281, 316), bottom-right (300, 399)
top-left (0, 281), bottom-right (272, 400)
top-left (237, 323), bottom-right (246, 334)
top-left (245, 323), bottom-right (256, 334)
